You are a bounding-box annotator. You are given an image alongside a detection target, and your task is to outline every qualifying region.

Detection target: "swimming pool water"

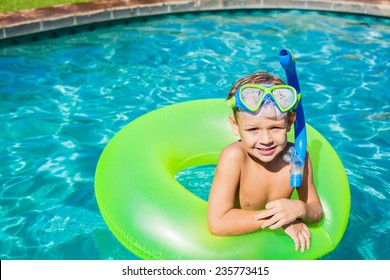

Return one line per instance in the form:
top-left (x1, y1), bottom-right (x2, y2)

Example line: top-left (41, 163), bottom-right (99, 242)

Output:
top-left (0, 10), bottom-right (389, 260)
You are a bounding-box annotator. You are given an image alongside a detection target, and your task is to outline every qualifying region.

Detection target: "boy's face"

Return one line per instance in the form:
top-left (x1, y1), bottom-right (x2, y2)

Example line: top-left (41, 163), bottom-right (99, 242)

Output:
top-left (229, 111), bottom-right (295, 164)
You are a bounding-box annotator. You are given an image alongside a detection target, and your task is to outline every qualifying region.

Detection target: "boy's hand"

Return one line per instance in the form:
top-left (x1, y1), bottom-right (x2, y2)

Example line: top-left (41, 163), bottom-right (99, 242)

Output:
top-left (283, 221), bottom-right (311, 252)
top-left (254, 198), bottom-right (306, 229)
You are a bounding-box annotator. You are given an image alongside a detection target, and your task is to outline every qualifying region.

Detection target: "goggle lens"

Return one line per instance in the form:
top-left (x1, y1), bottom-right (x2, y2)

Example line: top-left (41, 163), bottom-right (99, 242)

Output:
top-left (241, 88), bottom-right (265, 109)
top-left (271, 88), bottom-right (296, 110)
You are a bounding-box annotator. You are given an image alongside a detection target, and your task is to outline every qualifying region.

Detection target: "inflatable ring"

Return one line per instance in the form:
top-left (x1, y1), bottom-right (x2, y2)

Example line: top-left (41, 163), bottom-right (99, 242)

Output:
top-left (95, 99), bottom-right (350, 260)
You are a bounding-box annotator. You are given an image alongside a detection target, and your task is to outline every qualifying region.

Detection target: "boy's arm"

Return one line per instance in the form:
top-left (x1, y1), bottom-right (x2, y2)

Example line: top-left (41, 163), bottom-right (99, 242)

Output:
top-left (296, 153), bottom-right (323, 223)
top-left (207, 145), bottom-right (269, 236)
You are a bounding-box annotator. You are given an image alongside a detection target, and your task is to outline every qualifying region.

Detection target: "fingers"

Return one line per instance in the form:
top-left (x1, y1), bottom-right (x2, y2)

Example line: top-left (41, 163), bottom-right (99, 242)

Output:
top-left (268, 219), bottom-right (287, 230)
top-left (292, 233), bottom-right (305, 252)
top-left (301, 225), bottom-right (311, 251)
top-left (254, 210), bottom-right (274, 221)
top-left (298, 232), bottom-right (306, 252)
top-left (302, 224), bottom-right (311, 239)
top-left (296, 226), bottom-right (311, 252)
top-left (258, 214), bottom-right (290, 229)
top-left (265, 200), bottom-right (276, 209)
top-left (260, 214), bottom-right (281, 229)
top-left (290, 234), bottom-right (300, 252)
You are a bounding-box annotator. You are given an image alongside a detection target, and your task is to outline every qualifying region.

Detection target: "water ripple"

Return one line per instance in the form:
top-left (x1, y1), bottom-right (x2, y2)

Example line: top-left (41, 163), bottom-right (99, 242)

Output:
top-left (0, 10), bottom-right (389, 260)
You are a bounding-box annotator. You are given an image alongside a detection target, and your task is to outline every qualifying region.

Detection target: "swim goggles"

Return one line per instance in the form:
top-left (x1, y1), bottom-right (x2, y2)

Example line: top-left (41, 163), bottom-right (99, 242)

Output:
top-left (229, 84), bottom-right (301, 113)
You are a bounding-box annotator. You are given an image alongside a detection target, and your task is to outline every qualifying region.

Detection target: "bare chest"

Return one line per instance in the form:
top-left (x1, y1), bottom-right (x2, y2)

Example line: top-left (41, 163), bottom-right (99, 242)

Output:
top-left (237, 164), bottom-right (293, 210)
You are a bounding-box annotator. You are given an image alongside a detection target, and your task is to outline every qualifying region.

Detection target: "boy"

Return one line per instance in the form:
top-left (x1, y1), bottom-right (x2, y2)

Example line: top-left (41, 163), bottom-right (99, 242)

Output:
top-left (207, 72), bottom-right (323, 252)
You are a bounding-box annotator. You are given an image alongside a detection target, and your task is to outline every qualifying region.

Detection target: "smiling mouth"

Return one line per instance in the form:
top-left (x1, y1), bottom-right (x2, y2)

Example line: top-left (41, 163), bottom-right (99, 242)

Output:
top-left (255, 146), bottom-right (276, 156)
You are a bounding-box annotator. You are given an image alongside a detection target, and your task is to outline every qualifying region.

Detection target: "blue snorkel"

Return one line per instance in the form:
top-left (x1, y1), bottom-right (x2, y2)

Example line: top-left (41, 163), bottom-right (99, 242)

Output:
top-left (279, 49), bottom-right (307, 188)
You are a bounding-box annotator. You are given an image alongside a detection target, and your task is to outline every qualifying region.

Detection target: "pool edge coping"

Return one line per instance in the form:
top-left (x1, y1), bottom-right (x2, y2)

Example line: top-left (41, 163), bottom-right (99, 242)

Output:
top-left (0, 0), bottom-right (389, 40)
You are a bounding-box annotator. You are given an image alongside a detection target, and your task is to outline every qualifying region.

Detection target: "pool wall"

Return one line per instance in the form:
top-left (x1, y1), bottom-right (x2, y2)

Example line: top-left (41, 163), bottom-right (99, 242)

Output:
top-left (0, 0), bottom-right (389, 41)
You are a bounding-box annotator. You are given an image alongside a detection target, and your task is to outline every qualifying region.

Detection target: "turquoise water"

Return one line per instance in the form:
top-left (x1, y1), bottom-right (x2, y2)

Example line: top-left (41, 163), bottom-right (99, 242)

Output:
top-left (0, 10), bottom-right (389, 260)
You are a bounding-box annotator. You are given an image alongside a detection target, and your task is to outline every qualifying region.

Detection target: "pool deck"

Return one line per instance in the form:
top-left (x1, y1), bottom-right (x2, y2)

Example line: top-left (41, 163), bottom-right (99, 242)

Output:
top-left (0, 0), bottom-right (389, 40)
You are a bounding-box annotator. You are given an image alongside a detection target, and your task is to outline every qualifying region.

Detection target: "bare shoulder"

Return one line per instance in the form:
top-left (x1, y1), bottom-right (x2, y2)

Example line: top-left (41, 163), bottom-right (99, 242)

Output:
top-left (214, 141), bottom-right (246, 179)
top-left (219, 141), bottom-right (246, 163)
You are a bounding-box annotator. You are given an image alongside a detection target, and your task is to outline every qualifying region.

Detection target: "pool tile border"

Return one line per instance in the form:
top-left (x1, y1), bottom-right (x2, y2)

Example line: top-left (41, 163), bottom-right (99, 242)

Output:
top-left (0, 0), bottom-right (389, 41)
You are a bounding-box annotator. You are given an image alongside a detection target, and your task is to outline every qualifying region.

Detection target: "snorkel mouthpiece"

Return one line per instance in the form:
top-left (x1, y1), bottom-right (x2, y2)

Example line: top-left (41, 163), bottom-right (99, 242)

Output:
top-left (283, 147), bottom-right (304, 187)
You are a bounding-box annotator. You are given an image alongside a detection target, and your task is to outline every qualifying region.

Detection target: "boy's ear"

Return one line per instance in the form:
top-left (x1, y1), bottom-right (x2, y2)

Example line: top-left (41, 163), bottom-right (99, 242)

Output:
top-left (229, 114), bottom-right (240, 136)
top-left (286, 111), bottom-right (297, 132)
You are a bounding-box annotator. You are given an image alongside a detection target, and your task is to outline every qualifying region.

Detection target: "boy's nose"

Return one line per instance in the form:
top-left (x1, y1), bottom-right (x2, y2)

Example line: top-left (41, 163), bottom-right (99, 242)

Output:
top-left (258, 131), bottom-right (272, 145)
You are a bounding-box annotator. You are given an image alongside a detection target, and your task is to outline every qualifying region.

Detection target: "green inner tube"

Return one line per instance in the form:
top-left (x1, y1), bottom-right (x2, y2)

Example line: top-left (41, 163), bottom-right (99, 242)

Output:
top-left (95, 99), bottom-right (350, 259)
